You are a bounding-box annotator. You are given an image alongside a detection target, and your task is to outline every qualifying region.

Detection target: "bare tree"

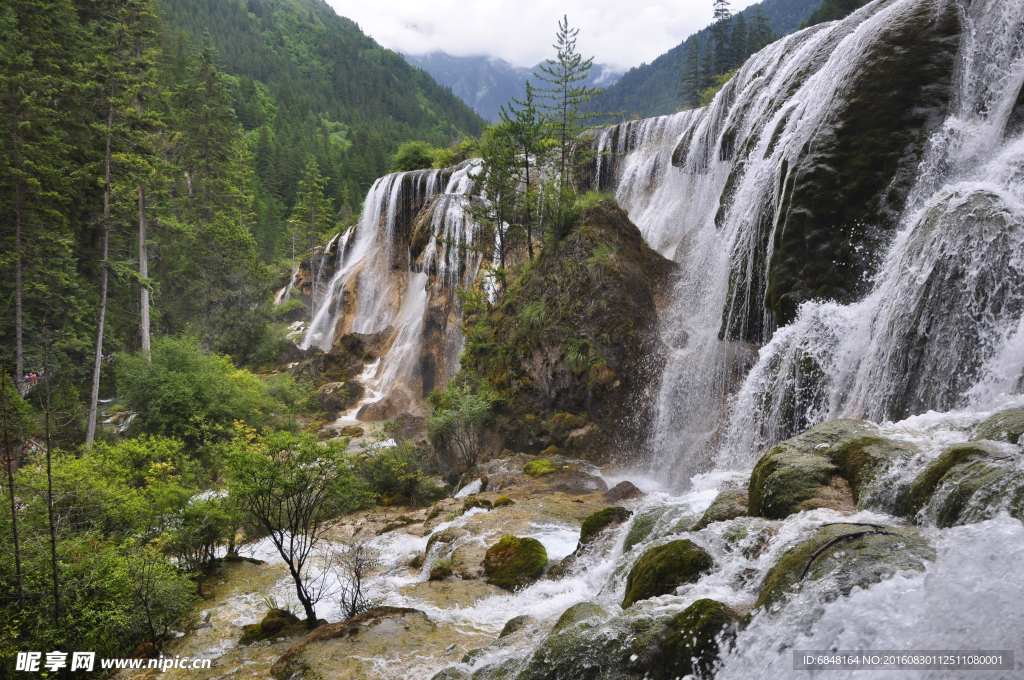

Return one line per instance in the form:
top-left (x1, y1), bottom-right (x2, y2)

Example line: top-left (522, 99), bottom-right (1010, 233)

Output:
top-left (333, 538), bottom-right (380, 620)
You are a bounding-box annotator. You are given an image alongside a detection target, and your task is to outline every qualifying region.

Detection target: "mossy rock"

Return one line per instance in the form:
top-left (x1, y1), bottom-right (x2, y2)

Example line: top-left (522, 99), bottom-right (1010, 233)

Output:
top-left (425, 527), bottom-right (461, 555)
top-left (499, 614), bottom-right (533, 638)
top-left (654, 599), bottom-right (740, 680)
top-left (339, 425), bottom-right (364, 437)
top-left (552, 412), bottom-right (586, 434)
top-left (748, 419), bottom-right (912, 519)
top-left (971, 407), bottom-right (1024, 445)
top-left (579, 507), bottom-right (631, 544)
top-left (756, 523), bottom-right (934, 610)
top-left (905, 442), bottom-right (1007, 516)
top-left (463, 497), bottom-right (493, 512)
top-left (523, 460), bottom-right (558, 477)
top-left (483, 536), bottom-right (548, 591)
top-left (551, 602), bottom-right (608, 634)
top-left (930, 459), bottom-right (1010, 528)
top-left (692, 489), bottom-right (748, 531)
top-left (239, 608), bottom-right (303, 645)
top-left (514, 611), bottom-right (664, 680)
top-left (622, 540), bottom-right (714, 608)
top-left (623, 506), bottom-right (670, 552)
top-left (493, 496), bottom-right (515, 508)
top-left (462, 647), bottom-right (489, 664)
top-left (541, 446), bottom-right (567, 457)
top-left (431, 668), bottom-right (468, 680)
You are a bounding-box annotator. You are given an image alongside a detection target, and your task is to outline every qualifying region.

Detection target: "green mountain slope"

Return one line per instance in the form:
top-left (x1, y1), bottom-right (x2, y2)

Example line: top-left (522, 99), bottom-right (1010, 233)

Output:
top-left (159, 0), bottom-right (486, 260)
top-left (584, 0), bottom-right (822, 119)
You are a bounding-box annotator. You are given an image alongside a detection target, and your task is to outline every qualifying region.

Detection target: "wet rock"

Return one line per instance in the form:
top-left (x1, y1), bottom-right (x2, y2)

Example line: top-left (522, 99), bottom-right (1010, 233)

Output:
top-left (653, 599), bottom-right (740, 680)
top-left (605, 480), bottom-right (644, 502)
top-left (462, 496), bottom-right (493, 512)
top-left (552, 412), bottom-right (587, 435)
top-left (623, 506), bottom-right (670, 552)
top-left (565, 422), bottom-right (602, 456)
top-left (499, 615), bottom-right (534, 638)
top-left (906, 442), bottom-right (1007, 515)
top-left (483, 536), bottom-right (548, 591)
top-left (622, 539), bottom-right (714, 608)
top-left (339, 425), bottom-right (364, 437)
top-left (971, 407), bottom-right (1024, 445)
top-left (431, 668), bottom-right (468, 680)
top-left (579, 506), bottom-right (631, 545)
top-left (513, 610), bottom-right (664, 680)
top-left (692, 488), bottom-right (749, 531)
top-left (316, 381), bottom-right (363, 413)
top-left (756, 523), bottom-right (934, 610)
top-left (238, 608), bottom-right (304, 646)
top-left (551, 602), bottom-right (608, 634)
top-left (270, 607), bottom-right (428, 678)
top-left (425, 526), bottom-right (462, 556)
top-left (493, 496), bottom-right (515, 508)
top-left (748, 419), bottom-right (915, 519)
top-left (429, 561), bottom-right (454, 581)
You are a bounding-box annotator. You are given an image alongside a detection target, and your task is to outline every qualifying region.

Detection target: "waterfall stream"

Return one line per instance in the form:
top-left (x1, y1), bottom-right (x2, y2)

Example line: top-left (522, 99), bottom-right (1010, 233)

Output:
top-left (216, 1), bottom-right (1024, 676)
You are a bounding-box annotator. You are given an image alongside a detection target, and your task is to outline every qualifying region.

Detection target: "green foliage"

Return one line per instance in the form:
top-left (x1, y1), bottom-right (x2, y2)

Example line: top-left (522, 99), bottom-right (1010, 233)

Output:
top-left (224, 426), bottom-right (370, 624)
top-left (116, 336), bottom-right (282, 452)
top-left (357, 442), bottom-right (426, 502)
top-left (289, 157), bottom-right (335, 255)
top-left (699, 69), bottom-right (737, 107)
top-left (427, 379), bottom-right (499, 472)
top-left (391, 140), bottom-right (438, 172)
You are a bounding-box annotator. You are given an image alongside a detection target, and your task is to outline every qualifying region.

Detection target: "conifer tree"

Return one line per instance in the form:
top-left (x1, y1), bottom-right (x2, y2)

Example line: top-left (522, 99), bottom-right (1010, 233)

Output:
top-left (711, 0), bottom-right (733, 76)
top-left (289, 157), bottom-right (333, 301)
top-left (500, 81), bottom-right (544, 259)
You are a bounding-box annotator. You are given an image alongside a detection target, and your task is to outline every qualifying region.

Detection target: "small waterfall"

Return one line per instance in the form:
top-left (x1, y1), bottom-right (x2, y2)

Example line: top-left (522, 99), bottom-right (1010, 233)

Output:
top-left (301, 160), bottom-right (484, 409)
top-left (593, 0), bottom-right (1024, 478)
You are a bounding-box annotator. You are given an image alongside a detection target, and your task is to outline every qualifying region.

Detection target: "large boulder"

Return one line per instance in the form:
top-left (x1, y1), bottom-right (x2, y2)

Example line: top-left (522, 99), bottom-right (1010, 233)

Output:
top-left (972, 407), bottom-right (1024, 445)
top-left (622, 540), bottom-right (714, 608)
top-left (605, 480), bottom-right (644, 502)
top-left (239, 608), bottom-right (303, 645)
top-left (905, 442), bottom-right (1022, 526)
top-left (579, 507), bottom-right (632, 545)
top-left (654, 599), bottom-right (740, 680)
top-left (756, 523), bottom-right (934, 610)
top-left (748, 419), bottom-right (916, 519)
top-left (316, 381), bottom-right (364, 413)
top-left (691, 488), bottom-right (748, 531)
top-left (483, 536), bottom-right (548, 591)
top-left (550, 602), bottom-right (609, 634)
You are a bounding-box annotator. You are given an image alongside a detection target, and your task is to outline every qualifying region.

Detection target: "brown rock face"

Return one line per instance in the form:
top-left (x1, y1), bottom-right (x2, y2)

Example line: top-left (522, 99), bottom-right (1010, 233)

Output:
top-left (316, 381), bottom-right (364, 413)
top-left (605, 480), bottom-right (644, 503)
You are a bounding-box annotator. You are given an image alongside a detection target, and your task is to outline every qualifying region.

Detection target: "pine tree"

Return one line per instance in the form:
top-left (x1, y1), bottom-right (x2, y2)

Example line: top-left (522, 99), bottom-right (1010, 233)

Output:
top-left (680, 38), bottom-right (704, 108)
top-left (731, 13), bottom-right (749, 69)
top-left (288, 157), bottom-right (333, 300)
top-left (500, 81), bottom-right (544, 259)
top-left (711, 0), bottom-right (733, 76)
top-left (533, 15), bottom-right (604, 181)
top-left (749, 7), bottom-right (774, 54)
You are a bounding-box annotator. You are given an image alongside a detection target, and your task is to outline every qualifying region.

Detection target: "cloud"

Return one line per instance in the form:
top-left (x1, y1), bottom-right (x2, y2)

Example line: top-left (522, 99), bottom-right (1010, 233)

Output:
top-left (323, 0), bottom-right (759, 72)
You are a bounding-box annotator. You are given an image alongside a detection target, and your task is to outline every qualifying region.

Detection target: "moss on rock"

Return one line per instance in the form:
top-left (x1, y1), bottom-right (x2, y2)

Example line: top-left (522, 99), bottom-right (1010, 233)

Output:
top-left (692, 489), bottom-right (748, 531)
top-left (972, 407), bottom-right (1024, 444)
top-left (622, 540), bottom-right (714, 608)
top-left (654, 599), bottom-right (740, 680)
top-left (239, 608), bottom-right (303, 645)
top-left (579, 506), bottom-right (631, 544)
top-left (906, 442), bottom-right (1006, 515)
top-left (623, 507), bottom-right (670, 552)
top-left (493, 496), bottom-right (515, 508)
top-left (551, 602), bottom-right (609, 634)
top-left (523, 460), bottom-right (558, 478)
top-left (462, 497), bottom-right (493, 512)
top-left (483, 536), bottom-right (548, 591)
top-left (756, 523), bottom-right (934, 610)
top-left (499, 614), bottom-right (533, 638)
top-left (748, 419), bottom-right (914, 519)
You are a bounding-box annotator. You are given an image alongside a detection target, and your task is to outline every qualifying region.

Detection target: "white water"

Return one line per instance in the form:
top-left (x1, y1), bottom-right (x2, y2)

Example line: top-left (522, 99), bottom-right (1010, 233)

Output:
top-left (300, 161), bottom-right (484, 411)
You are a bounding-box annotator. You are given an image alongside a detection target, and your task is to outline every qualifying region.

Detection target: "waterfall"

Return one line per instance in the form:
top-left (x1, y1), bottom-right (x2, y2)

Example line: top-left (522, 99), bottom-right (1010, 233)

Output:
top-left (301, 160), bottom-right (484, 409)
top-left (594, 0), bottom-right (1024, 480)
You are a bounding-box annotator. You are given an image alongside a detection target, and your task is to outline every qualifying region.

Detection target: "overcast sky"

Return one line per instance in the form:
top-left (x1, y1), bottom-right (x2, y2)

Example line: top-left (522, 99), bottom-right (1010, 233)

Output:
top-left (323, 0), bottom-right (760, 73)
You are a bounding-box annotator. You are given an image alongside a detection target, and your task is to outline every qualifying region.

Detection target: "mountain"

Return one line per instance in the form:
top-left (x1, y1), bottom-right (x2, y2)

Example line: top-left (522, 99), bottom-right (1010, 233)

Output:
top-left (404, 51), bottom-right (622, 122)
top-left (584, 0), bottom-right (824, 119)
top-left (158, 0), bottom-right (486, 260)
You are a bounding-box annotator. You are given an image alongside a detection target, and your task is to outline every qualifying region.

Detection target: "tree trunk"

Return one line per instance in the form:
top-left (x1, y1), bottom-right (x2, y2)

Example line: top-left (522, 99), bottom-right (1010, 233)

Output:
top-left (85, 97), bottom-right (116, 446)
top-left (43, 320), bottom-right (59, 630)
top-left (139, 184), bottom-right (150, 356)
top-left (1, 373), bottom-right (23, 601)
top-left (13, 128), bottom-right (24, 395)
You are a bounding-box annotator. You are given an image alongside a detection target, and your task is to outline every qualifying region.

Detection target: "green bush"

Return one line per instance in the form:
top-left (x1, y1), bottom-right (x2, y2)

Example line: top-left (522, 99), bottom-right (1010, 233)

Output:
top-left (117, 336), bottom-right (282, 452)
top-left (391, 140), bottom-right (438, 172)
top-left (357, 443), bottom-right (424, 501)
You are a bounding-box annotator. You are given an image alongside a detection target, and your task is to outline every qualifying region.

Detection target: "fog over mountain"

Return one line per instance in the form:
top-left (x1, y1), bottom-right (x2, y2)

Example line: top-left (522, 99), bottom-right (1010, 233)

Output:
top-left (404, 51), bottom-right (622, 122)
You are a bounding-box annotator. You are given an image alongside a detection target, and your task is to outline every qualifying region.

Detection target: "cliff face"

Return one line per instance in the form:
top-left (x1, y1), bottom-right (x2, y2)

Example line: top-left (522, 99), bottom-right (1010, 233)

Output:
top-left (458, 198), bottom-right (676, 461)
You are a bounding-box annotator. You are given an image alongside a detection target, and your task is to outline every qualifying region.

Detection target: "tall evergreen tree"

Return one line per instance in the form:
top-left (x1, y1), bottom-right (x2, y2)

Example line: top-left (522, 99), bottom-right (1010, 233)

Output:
top-left (500, 81), bottom-right (544, 260)
top-left (711, 0), bottom-right (733, 75)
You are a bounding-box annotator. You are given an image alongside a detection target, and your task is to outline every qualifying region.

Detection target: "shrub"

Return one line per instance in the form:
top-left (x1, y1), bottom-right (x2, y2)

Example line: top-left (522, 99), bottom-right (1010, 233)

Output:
top-left (391, 140), bottom-right (437, 172)
top-left (428, 380), bottom-right (497, 472)
top-left (117, 336), bottom-right (281, 452)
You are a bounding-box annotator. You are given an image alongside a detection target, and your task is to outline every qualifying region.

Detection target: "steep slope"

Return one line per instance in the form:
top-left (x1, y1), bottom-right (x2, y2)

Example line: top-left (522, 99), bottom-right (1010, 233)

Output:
top-left (158, 0), bottom-right (486, 260)
top-left (405, 52), bottom-right (621, 122)
top-left (584, 0), bottom-right (822, 119)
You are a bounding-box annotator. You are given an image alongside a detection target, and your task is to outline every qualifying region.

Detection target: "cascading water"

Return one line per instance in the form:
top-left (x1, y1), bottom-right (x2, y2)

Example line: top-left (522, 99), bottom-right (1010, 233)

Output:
top-left (301, 161), bottom-right (484, 411)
